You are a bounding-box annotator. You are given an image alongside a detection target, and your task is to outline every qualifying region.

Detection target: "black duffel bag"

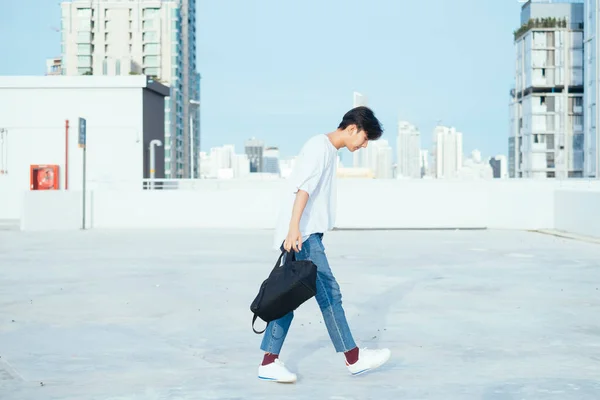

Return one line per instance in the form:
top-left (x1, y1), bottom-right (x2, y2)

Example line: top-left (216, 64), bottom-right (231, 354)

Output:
top-left (250, 249), bottom-right (318, 334)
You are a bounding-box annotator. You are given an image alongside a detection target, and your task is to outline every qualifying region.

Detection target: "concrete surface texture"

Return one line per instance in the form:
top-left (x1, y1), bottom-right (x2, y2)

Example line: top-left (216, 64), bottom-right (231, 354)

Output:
top-left (0, 229), bottom-right (599, 399)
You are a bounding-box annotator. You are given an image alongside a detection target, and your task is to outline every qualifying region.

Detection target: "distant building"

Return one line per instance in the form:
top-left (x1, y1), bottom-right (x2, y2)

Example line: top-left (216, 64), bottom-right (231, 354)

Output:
top-left (263, 147), bottom-right (281, 175)
top-left (397, 121), bottom-right (421, 179)
top-left (433, 125), bottom-right (463, 179)
top-left (510, 0), bottom-right (584, 178)
top-left (245, 138), bottom-right (264, 172)
top-left (46, 57), bottom-right (63, 75)
top-left (458, 150), bottom-right (493, 180)
top-left (489, 155), bottom-right (509, 179)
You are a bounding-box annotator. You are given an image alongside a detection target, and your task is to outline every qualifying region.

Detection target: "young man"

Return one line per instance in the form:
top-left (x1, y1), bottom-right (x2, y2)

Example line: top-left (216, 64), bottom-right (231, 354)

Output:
top-left (258, 106), bottom-right (391, 383)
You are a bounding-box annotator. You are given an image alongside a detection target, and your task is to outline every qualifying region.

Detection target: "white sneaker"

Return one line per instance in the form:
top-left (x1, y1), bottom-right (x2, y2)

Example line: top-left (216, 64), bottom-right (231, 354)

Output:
top-left (346, 348), bottom-right (391, 376)
top-left (258, 359), bottom-right (297, 383)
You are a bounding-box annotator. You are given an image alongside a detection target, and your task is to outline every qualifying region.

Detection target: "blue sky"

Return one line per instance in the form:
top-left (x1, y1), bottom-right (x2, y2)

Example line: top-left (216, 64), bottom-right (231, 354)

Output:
top-left (0, 0), bottom-right (519, 161)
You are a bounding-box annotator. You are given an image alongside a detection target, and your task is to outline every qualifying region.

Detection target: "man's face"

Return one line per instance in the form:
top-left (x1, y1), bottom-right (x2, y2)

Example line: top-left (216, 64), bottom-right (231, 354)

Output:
top-left (347, 128), bottom-right (369, 152)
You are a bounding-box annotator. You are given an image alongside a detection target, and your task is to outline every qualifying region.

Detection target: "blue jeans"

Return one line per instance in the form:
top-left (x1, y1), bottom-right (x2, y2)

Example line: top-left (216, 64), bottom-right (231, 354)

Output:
top-left (260, 233), bottom-right (357, 354)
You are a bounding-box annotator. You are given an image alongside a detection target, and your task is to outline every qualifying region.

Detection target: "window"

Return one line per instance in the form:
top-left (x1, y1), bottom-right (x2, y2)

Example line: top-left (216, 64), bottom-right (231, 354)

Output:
top-left (77, 67), bottom-right (92, 75)
top-left (77, 44), bottom-right (92, 54)
top-left (546, 153), bottom-right (555, 168)
top-left (116, 59), bottom-right (121, 75)
top-left (144, 55), bottom-right (159, 67)
top-left (144, 67), bottom-right (159, 77)
top-left (79, 19), bottom-right (92, 30)
top-left (143, 8), bottom-right (159, 18)
top-left (546, 134), bottom-right (555, 149)
top-left (77, 8), bottom-right (92, 17)
top-left (76, 31), bottom-right (91, 42)
top-left (77, 56), bottom-right (92, 67)
top-left (573, 134), bottom-right (584, 150)
top-left (102, 59), bottom-right (108, 75)
top-left (143, 31), bottom-right (157, 42)
top-left (144, 43), bottom-right (159, 53)
top-left (143, 20), bottom-right (154, 29)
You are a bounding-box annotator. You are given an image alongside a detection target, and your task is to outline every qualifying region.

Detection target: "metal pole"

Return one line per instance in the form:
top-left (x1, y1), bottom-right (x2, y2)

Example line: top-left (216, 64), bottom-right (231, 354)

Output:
top-left (65, 120), bottom-right (69, 190)
top-left (190, 115), bottom-right (194, 179)
top-left (82, 146), bottom-right (86, 229)
top-left (150, 139), bottom-right (162, 190)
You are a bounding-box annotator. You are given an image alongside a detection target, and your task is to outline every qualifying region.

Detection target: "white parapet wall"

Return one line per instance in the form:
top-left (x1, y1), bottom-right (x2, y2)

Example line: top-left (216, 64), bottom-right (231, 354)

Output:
top-left (554, 189), bottom-right (600, 238)
top-left (17, 179), bottom-right (600, 234)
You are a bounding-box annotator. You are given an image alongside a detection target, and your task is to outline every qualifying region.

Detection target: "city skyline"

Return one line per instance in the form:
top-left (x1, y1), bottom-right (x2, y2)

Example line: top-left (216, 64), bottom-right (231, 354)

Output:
top-left (1, 0), bottom-right (519, 162)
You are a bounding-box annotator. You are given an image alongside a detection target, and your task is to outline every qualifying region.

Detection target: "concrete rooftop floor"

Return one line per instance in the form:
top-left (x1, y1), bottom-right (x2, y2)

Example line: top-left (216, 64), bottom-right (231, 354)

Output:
top-left (0, 228), bottom-right (599, 400)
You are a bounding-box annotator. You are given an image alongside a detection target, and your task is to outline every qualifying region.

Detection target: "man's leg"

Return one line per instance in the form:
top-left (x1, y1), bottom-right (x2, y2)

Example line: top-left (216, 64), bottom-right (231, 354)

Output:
top-left (300, 233), bottom-right (391, 375)
top-left (257, 250), bottom-right (299, 383)
top-left (297, 234), bottom-right (357, 353)
top-left (259, 311), bottom-right (294, 356)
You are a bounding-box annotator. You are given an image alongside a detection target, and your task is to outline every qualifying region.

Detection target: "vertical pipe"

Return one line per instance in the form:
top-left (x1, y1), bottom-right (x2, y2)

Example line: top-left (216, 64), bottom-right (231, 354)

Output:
top-left (65, 119), bottom-right (69, 190)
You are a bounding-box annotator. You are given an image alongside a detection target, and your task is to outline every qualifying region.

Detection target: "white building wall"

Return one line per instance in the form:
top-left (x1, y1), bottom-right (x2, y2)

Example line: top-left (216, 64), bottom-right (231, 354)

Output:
top-left (18, 180), bottom-right (600, 233)
top-left (0, 76), bottom-right (157, 220)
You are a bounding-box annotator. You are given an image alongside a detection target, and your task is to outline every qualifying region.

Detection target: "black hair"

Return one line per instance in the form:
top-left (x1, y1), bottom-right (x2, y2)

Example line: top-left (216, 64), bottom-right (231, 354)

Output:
top-left (338, 106), bottom-right (383, 140)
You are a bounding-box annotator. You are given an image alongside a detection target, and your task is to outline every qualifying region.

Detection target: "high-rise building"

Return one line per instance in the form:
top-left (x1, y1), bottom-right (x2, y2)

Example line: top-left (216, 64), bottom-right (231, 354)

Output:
top-left (263, 147), bottom-right (281, 175)
top-left (397, 121), bottom-right (421, 179)
top-left (585, 0), bottom-right (599, 177)
top-left (489, 155), bottom-right (509, 179)
top-left (433, 125), bottom-right (463, 179)
top-left (510, 0), bottom-right (585, 179)
top-left (245, 138), bottom-right (264, 173)
top-left (375, 140), bottom-right (393, 179)
top-left (59, 0), bottom-right (200, 179)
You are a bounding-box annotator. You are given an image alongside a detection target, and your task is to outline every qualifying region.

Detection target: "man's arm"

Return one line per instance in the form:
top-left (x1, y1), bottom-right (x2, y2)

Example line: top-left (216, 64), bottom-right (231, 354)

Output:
top-left (282, 139), bottom-right (326, 252)
top-left (283, 190), bottom-right (309, 252)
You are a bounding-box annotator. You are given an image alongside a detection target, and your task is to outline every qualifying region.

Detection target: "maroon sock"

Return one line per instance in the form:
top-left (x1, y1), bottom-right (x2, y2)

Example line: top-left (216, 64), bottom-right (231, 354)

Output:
top-left (261, 353), bottom-right (279, 366)
top-left (344, 347), bottom-right (359, 365)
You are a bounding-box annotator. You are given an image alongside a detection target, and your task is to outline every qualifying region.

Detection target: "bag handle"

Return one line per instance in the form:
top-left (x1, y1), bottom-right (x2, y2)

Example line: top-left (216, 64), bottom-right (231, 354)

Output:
top-left (272, 249), bottom-right (296, 270)
top-left (252, 314), bottom-right (267, 334)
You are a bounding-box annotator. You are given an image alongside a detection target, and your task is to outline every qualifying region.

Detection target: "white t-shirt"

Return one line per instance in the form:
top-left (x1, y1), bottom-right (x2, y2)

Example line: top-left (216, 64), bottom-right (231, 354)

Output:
top-left (273, 134), bottom-right (338, 250)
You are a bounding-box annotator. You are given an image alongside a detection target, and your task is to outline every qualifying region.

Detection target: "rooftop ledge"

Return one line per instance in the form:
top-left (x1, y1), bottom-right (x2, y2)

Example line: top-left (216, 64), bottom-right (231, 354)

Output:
top-left (5, 179), bottom-right (600, 243)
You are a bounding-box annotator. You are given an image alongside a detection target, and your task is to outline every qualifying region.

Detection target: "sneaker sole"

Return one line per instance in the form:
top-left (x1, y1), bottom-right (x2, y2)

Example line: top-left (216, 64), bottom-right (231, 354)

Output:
top-left (350, 352), bottom-right (391, 376)
top-left (258, 376), bottom-right (297, 383)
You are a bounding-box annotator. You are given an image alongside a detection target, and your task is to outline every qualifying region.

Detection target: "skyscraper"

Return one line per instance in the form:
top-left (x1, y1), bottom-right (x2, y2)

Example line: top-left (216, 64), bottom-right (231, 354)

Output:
top-left (433, 126), bottom-right (463, 179)
top-left (510, 0), bottom-right (584, 179)
top-left (59, 0), bottom-right (200, 179)
top-left (397, 121), bottom-right (421, 179)
top-left (245, 138), bottom-right (264, 173)
top-left (263, 147), bottom-right (281, 175)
